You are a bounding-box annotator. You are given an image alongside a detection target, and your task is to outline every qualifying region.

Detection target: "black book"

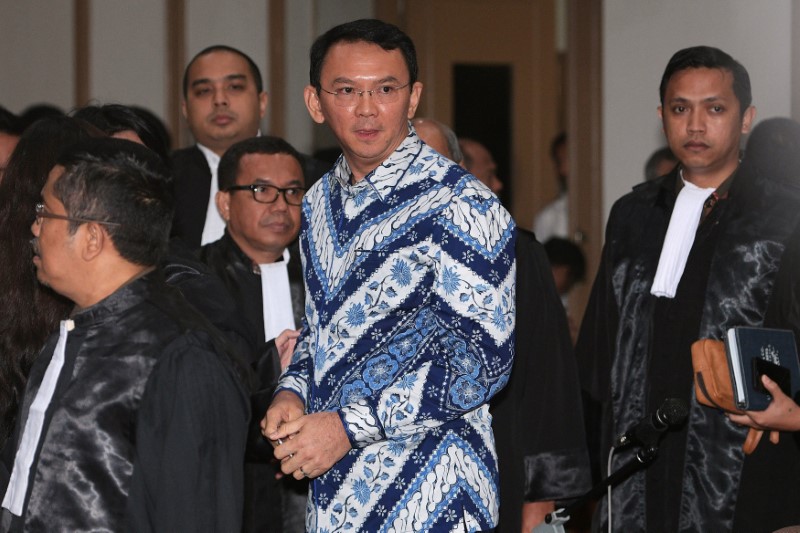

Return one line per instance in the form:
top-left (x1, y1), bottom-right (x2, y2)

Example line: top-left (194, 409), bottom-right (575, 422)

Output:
top-left (725, 327), bottom-right (800, 411)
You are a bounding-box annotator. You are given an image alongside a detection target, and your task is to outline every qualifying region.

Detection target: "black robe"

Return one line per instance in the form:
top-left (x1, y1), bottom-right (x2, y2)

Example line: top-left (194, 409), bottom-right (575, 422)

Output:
top-left (171, 145), bottom-right (212, 248)
top-left (200, 231), bottom-right (305, 383)
top-left (491, 229), bottom-right (591, 532)
top-left (576, 165), bottom-right (800, 532)
top-left (200, 233), bottom-right (307, 533)
top-left (0, 274), bottom-right (249, 532)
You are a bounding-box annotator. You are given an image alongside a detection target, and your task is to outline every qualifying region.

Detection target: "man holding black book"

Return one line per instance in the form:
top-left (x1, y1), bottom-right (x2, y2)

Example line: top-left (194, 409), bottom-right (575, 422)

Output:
top-left (577, 46), bottom-right (800, 531)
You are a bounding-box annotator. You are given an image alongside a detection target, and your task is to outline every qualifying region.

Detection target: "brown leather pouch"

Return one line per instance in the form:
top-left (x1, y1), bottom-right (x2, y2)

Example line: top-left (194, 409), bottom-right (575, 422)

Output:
top-left (691, 338), bottom-right (765, 454)
top-left (691, 339), bottom-right (742, 414)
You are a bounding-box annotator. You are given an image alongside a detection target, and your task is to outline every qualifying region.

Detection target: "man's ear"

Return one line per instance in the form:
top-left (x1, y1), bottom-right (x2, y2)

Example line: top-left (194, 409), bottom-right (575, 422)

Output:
top-left (81, 223), bottom-right (106, 261)
top-left (406, 82), bottom-right (424, 120)
top-left (181, 99), bottom-right (188, 120)
top-left (304, 86), bottom-right (325, 125)
top-left (741, 105), bottom-right (756, 134)
top-left (258, 91), bottom-right (269, 119)
top-left (216, 190), bottom-right (231, 222)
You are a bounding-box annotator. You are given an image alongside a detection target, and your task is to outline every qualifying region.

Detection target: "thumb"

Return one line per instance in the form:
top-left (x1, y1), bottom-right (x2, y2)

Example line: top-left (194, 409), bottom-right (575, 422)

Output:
top-left (761, 374), bottom-right (780, 393)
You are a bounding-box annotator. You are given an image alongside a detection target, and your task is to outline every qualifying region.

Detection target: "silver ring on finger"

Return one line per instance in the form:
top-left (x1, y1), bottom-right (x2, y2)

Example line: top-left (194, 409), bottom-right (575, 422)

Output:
top-left (300, 467), bottom-right (308, 477)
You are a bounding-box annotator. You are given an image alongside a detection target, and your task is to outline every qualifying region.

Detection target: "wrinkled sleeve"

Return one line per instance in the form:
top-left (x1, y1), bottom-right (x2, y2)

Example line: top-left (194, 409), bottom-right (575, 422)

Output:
top-left (125, 336), bottom-right (250, 533)
top-left (575, 242), bottom-right (618, 404)
top-left (339, 185), bottom-right (517, 447)
top-left (574, 211), bottom-right (622, 482)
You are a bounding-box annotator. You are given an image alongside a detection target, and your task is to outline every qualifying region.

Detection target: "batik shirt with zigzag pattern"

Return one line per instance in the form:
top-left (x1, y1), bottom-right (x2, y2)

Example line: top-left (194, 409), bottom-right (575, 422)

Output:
top-left (278, 128), bottom-right (516, 532)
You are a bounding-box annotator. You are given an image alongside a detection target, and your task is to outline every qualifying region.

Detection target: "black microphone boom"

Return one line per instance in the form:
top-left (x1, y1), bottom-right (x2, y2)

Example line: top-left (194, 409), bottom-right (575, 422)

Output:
top-left (615, 397), bottom-right (688, 448)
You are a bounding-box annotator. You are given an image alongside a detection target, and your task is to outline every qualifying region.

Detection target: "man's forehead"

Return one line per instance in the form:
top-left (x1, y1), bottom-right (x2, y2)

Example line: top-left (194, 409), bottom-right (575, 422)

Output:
top-left (188, 50), bottom-right (252, 82)
top-left (665, 67), bottom-right (735, 97)
top-left (40, 165), bottom-right (65, 201)
top-left (237, 152), bottom-right (304, 182)
top-left (321, 41), bottom-right (408, 79)
top-left (44, 164), bottom-right (65, 186)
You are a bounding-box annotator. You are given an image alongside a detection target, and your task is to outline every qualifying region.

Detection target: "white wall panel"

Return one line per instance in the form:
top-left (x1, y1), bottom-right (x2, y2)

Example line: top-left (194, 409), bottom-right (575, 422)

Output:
top-left (285, 0), bottom-right (316, 153)
top-left (0, 1), bottom-right (74, 113)
top-left (89, 0), bottom-right (166, 118)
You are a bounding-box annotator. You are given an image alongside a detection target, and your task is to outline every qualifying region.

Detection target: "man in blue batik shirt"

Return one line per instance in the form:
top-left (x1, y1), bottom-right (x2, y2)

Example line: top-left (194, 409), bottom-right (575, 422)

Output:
top-left (263, 19), bottom-right (515, 532)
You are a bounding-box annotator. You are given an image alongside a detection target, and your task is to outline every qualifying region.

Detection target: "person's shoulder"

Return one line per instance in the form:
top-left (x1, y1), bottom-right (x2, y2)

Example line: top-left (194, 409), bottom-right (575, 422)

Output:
top-left (143, 327), bottom-right (250, 413)
top-left (144, 287), bottom-right (246, 373)
top-left (436, 171), bottom-right (515, 250)
top-left (609, 172), bottom-right (672, 218)
top-left (516, 227), bottom-right (539, 249)
top-left (197, 234), bottom-right (228, 264)
top-left (171, 146), bottom-right (208, 174)
top-left (304, 170), bottom-right (332, 200)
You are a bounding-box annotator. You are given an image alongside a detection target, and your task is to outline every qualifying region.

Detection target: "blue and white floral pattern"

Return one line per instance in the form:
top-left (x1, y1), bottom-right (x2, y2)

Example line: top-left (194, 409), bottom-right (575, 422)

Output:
top-left (278, 127), bottom-right (515, 532)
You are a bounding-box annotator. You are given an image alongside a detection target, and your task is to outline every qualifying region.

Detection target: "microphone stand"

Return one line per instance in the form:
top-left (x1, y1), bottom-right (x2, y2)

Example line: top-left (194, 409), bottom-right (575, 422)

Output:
top-left (531, 443), bottom-right (659, 533)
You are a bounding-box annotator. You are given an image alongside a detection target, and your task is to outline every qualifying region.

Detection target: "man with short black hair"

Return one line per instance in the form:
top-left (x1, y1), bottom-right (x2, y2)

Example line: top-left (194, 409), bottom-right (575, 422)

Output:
top-left (201, 135), bottom-right (308, 533)
top-left (173, 45), bottom-right (268, 247)
top-left (0, 138), bottom-right (249, 532)
top-left (264, 19), bottom-right (516, 532)
top-left (577, 46), bottom-right (800, 531)
top-left (459, 137), bottom-right (504, 194)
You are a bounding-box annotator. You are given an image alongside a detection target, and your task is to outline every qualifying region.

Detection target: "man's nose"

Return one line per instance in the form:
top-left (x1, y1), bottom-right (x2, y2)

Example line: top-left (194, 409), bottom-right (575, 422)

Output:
top-left (687, 109), bottom-right (705, 133)
top-left (31, 217), bottom-right (41, 237)
top-left (354, 91), bottom-right (377, 116)
top-left (272, 192), bottom-right (290, 210)
top-left (213, 86), bottom-right (229, 107)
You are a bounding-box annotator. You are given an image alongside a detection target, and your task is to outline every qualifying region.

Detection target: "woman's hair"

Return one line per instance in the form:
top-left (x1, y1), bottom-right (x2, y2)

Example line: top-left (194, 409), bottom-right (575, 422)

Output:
top-left (0, 116), bottom-right (103, 444)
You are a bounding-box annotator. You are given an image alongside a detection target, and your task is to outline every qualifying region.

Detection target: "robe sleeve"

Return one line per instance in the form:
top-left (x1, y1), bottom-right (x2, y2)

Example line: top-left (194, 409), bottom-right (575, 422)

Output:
top-left (124, 334), bottom-right (249, 533)
top-left (574, 214), bottom-right (622, 483)
top-left (491, 230), bottom-right (590, 530)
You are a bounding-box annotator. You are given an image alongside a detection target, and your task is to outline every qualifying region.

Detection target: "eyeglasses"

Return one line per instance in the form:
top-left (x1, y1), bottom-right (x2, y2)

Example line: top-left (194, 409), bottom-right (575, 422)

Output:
top-left (34, 203), bottom-right (121, 227)
top-left (226, 183), bottom-right (306, 206)
top-left (319, 83), bottom-right (410, 107)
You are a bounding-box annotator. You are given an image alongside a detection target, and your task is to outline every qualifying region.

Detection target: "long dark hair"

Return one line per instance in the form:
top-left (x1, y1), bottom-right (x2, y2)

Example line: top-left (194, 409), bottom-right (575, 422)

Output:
top-left (0, 116), bottom-right (102, 443)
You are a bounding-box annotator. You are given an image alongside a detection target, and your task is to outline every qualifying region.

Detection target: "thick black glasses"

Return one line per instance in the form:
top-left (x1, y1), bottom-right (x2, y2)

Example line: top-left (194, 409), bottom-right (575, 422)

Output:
top-left (226, 184), bottom-right (306, 206)
top-left (34, 203), bottom-right (121, 227)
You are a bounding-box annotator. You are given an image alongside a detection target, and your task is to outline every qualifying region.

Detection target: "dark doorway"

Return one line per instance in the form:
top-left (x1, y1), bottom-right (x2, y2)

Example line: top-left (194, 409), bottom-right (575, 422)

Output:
top-left (453, 64), bottom-right (513, 205)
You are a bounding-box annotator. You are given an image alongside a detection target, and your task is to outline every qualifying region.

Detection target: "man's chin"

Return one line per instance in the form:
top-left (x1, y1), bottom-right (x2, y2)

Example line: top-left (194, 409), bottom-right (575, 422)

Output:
top-left (33, 266), bottom-right (50, 288)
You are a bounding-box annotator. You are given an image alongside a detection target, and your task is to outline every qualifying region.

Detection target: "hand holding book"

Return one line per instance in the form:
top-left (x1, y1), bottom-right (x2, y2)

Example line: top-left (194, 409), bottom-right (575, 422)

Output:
top-left (728, 374), bottom-right (800, 433)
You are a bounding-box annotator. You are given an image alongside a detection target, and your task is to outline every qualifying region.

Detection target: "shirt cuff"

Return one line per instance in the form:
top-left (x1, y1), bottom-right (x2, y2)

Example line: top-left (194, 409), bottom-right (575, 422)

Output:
top-left (338, 401), bottom-right (386, 448)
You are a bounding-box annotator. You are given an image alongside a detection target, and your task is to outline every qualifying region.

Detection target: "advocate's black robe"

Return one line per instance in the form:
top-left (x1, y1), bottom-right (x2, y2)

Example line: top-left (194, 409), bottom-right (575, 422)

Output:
top-left (576, 165), bottom-right (800, 532)
top-left (171, 145), bottom-right (212, 248)
top-left (200, 233), bottom-right (307, 533)
top-left (0, 275), bottom-right (250, 532)
top-left (491, 229), bottom-right (590, 532)
top-left (200, 232), bottom-right (305, 384)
